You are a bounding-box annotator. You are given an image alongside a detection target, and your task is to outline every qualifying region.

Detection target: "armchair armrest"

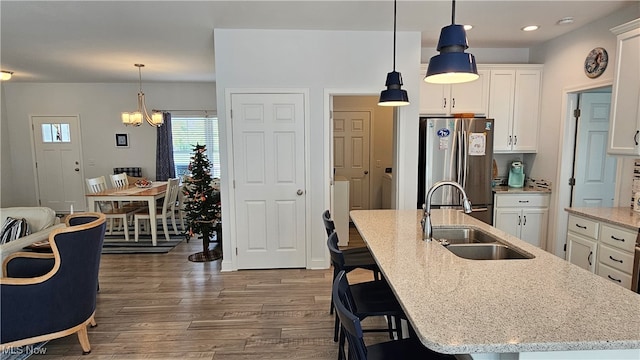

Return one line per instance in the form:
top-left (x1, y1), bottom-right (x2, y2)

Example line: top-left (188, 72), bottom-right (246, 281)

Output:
top-left (1, 252), bottom-right (55, 284)
top-left (0, 223), bottom-right (65, 277)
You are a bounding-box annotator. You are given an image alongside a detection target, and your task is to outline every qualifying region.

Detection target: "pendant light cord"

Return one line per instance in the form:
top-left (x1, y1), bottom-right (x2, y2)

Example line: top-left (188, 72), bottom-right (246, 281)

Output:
top-left (451, 0), bottom-right (456, 24)
top-left (392, 0), bottom-right (397, 71)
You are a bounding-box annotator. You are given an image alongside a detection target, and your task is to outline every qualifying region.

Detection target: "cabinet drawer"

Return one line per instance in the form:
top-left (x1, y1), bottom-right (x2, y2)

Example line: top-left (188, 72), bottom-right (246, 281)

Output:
top-left (567, 214), bottom-right (599, 239)
top-left (600, 224), bottom-right (637, 252)
top-left (597, 263), bottom-right (632, 289)
top-left (597, 244), bottom-right (634, 274)
top-left (495, 194), bottom-right (549, 207)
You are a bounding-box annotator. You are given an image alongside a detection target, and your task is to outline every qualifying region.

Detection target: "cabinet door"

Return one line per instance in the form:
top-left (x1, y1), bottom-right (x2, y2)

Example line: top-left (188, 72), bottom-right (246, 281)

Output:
top-left (512, 70), bottom-right (541, 152)
top-left (494, 208), bottom-right (522, 238)
top-left (488, 70), bottom-right (515, 151)
top-left (608, 25), bottom-right (640, 155)
top-left (567, 232), bottom-right (597, 272)
top-left (450, 70), bottom-right (490, 115)
top-left (520, 208), bottom-right (548, 248)
top-left (419, 81), bottom-right (448, 115)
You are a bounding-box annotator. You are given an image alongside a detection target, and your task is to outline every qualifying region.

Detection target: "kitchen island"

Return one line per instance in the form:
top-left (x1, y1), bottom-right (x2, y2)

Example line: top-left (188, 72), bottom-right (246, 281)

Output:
top-left (350, 209), bottom-right (640, 360)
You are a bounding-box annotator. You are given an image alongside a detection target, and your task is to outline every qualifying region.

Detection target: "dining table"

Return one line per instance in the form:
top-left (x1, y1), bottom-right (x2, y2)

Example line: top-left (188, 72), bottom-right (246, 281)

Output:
top-left (85, 181), bottom-right (167, 246)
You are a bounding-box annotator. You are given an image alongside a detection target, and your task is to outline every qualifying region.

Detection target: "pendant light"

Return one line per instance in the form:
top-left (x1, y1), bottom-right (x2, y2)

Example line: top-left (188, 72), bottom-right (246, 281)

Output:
top-left (378, 0), bottom-right (409, 107)
top-left (424, 0), bottom-right (478, 84)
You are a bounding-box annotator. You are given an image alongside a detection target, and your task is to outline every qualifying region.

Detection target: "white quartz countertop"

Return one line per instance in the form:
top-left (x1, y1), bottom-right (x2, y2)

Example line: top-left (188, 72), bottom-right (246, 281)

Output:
top-left (350, 209), bottom-right (640, 355)
top-left (566, 207), bottom-right (640, 231)
top-left (493, 185), bottom-right (551, 194)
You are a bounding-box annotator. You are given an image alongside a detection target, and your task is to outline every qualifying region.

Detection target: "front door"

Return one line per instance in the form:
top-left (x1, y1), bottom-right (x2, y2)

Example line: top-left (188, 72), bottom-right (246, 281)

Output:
top-left (572, 92), bottom-right (616, 207)
top-left (31, 115), bottom-right (85, 212)
top-left (231, 93), bottom-right (306, 269)
top-left (333, 111), bottom-right (371, 210)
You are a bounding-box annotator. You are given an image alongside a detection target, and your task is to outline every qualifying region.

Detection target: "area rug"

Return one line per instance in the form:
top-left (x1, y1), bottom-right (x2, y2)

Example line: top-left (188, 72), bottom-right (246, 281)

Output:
top-left (0, 341), bottom-right (48, 360)
top-left (102, 230), bottom-right (184, 254)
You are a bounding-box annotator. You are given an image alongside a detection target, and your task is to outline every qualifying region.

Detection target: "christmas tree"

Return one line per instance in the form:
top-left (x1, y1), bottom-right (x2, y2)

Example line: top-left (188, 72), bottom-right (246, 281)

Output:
top-left (182, 143), bottom-right (221, 260)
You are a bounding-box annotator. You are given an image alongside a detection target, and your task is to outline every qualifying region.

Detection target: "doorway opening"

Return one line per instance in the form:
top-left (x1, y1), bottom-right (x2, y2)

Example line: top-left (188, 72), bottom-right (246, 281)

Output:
top-left (329, 95), bottom-right (395, 246)
top-left (552, 82), bottom-right (621, 258)
top-left (332, 96), bottom-right (394, 211)
top-left (569, 90), bottom-right (617, 208)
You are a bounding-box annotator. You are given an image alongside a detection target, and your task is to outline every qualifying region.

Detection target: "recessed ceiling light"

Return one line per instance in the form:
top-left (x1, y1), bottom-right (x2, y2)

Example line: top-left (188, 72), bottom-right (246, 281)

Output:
top-left (556, 17), bottom-right (574, 25)
top-left (521, 25), bottom-right (540, 32)
top-left (464, 24), bottom-right (473, 31)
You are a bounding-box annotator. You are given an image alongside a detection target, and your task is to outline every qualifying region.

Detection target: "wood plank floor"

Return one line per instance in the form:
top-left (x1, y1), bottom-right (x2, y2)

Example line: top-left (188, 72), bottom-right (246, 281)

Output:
top-left (31, 229), bottom-right (385, 360)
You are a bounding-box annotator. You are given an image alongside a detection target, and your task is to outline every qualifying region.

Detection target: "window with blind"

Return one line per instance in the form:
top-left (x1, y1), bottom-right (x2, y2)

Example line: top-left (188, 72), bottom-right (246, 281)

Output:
top-left (171, 116), bottom-right (221, 178)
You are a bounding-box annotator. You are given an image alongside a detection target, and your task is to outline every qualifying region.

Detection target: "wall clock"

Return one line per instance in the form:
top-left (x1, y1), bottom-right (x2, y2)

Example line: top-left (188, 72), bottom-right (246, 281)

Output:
top-left (584, 47), bottom-right (608, 78)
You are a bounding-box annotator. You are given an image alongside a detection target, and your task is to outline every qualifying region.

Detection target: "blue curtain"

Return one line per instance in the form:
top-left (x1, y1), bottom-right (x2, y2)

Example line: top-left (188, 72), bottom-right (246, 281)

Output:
top-left (156, 112), bottom-right (176, 181)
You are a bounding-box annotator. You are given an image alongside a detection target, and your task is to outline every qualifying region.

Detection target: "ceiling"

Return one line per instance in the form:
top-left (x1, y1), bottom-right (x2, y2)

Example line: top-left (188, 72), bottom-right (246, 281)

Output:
top-left (1, 1), bottom-right (637, 83)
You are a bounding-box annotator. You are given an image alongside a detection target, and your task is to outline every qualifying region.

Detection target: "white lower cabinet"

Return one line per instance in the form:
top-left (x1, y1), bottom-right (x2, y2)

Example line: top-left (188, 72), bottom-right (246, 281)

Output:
top-left (567, 232), bottom-right (597, 272)
top-left (566, 213), bottom-right (636, 290)
top-left (493, 193), bottom-right (549, 248)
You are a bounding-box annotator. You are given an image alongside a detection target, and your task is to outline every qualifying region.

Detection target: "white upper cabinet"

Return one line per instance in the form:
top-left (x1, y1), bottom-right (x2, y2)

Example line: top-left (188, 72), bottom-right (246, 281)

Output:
top-left (488, 66), bottom-right (542, 153)
top-left (419, 66), bottom-right (489, 116)
top-left (608, 19), bottom-right (640, 155)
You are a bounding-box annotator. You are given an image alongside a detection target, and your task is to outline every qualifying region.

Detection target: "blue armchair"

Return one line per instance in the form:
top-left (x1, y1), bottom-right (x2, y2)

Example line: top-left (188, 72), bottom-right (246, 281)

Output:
top-left (0, 212), bottom-right (107, 354)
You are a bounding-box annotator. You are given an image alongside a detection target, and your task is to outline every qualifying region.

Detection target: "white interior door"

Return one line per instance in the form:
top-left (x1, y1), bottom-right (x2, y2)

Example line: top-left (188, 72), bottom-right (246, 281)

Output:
top-left (32, 115), bottom-right (85, 212)
top-left (573, 92), bottom-right (616, 207)
top-left (333, 111), bottom-right (370, 210)
top-left (231, 93), bottom-right (306, 269)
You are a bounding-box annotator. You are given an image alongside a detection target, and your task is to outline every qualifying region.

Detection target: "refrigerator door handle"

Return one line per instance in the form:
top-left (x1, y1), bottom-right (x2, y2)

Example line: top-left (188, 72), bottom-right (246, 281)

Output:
top-left (457, 130), bottom-right (463, 186)
top-left (462, 129), bottom-right (469, 189)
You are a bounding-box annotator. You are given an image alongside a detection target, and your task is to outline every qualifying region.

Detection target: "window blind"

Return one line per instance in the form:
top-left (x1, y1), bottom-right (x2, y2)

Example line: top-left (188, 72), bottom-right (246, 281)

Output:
top-left (171, 117), bottom-right (221, 178)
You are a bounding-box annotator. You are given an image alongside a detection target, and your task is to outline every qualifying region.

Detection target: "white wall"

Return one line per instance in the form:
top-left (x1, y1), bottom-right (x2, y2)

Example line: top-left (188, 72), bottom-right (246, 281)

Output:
top-left (529, 6), bottom-right (640, 257)
top-left (1, 85), bottom-right (15, 207)
top-left (333, 95), bottom-right (394, 210)
top-left (214, 29), bottom-right (421, 271)
top-left (2, 82), bottom-right (216, 208)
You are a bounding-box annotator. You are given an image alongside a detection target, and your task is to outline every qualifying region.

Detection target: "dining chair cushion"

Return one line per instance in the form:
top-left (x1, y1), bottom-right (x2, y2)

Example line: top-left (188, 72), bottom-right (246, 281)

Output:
top-left (0, 217), bottom-right (30, 244)
top-left (113, 167), bottom-right (142, 177)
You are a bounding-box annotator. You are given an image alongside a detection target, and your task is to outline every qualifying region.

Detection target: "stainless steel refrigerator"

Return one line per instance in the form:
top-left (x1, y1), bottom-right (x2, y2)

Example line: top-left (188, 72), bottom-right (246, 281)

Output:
top-left (417, 117), bottom-right (494, 224)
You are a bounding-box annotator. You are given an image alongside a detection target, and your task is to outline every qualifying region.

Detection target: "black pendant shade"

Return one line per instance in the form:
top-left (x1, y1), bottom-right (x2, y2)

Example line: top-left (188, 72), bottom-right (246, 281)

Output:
top-left (379, 71), bottom-right (409, 106)
top-left (425, 1), bottom-right (478, 84)
top-left (379, 0), bottom-right (409, 107)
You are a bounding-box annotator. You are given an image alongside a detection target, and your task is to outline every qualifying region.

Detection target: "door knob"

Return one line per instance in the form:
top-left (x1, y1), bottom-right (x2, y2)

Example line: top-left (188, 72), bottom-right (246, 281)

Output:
top-left (75, 168), bottom-right (80, 171)
top-left (364, 171), bottom-right (369, 175)
top-left (297, 189), bottom-right (304, 196)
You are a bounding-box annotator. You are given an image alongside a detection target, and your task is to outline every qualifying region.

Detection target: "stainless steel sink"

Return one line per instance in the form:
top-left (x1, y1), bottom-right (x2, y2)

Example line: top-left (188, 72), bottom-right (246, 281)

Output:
top-left (431, 227), bottom-right (501, 245)
top-left (445, 243), bottom-right (534, 260)
top-left (432, 226), bottom-right (534, 260)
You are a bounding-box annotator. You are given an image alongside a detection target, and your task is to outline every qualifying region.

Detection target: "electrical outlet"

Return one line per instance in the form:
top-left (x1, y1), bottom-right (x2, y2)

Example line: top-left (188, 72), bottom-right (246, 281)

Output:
top-left (376, 160), bottom-right (381, 168)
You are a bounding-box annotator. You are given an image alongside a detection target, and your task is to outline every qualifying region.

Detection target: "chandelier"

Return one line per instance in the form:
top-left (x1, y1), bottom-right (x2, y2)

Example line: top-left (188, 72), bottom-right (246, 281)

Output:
top-left (121, 64), bottom-right (163, 127)
top-left (1, 71), bottom-right (13, 81)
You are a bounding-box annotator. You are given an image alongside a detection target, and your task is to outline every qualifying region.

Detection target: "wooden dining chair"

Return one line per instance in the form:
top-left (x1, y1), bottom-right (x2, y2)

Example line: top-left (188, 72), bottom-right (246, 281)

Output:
top-left (108, 172), bottom-right (146, 212)
top-left (85, 176), bottom-right (137, 241)
top-left (109, 172), bottom-right (129, 188)
top-left (133, 178), bottom-right (180, 245)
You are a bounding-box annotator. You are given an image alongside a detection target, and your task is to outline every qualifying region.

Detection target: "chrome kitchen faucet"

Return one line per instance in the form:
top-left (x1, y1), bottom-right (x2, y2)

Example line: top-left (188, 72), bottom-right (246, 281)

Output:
top-left (422, 181), bottom-right (473, 241)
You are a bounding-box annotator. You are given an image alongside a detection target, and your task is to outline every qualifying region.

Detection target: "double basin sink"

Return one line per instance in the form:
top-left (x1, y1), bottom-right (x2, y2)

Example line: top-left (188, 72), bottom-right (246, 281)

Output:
top-left (432, 227), bottom-right (534, 260)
